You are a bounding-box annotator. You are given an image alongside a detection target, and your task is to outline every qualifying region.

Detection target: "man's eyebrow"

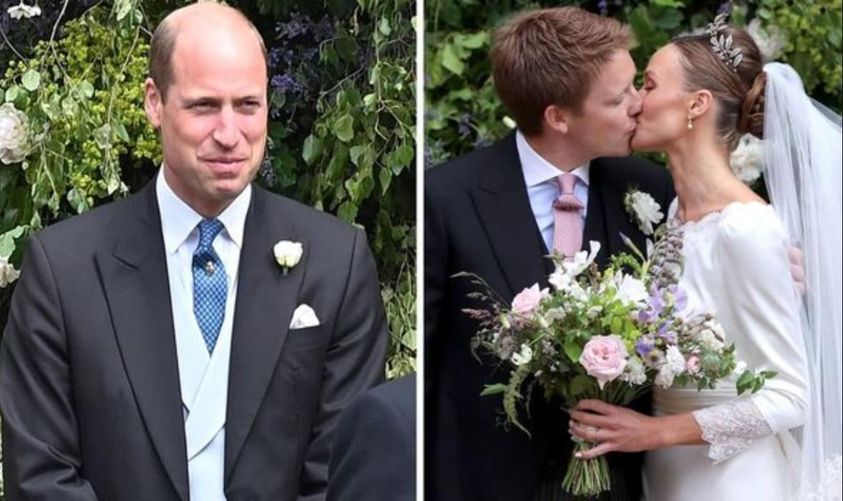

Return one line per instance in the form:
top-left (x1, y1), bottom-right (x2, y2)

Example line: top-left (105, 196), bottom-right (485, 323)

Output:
top-left (182, 96), bottom-right (221, 106)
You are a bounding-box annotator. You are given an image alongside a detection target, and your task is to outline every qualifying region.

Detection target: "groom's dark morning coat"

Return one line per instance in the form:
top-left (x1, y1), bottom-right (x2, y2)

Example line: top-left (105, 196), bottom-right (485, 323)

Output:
top-left (0, 182), bottom-right (388, 500)
top-left (425, 133), bottom-right (674, 501)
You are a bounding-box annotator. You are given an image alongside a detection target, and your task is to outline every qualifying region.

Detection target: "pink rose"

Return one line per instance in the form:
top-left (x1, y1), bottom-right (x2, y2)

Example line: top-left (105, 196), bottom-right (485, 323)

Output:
top-left (511, 284), bottom-right (548, 318)
top-left (579, 335), bottom-right (628, 389)
top-left (686, 354), bottom-right (701, 374)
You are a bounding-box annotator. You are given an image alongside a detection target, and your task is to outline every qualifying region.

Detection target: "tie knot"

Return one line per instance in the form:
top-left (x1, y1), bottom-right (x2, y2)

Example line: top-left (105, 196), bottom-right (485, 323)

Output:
top-left (558, 173), bottom-right (578, 194)
top-left (554, 174), bottom-right (583, 211)
top-left (197, 218), bottom-right (224, 252)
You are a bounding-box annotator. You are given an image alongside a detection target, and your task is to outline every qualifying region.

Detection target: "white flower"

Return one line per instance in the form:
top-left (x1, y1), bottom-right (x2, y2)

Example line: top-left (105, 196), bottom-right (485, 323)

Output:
top-left (511, 344), bottom-right (533, 366)
top-left (273, 240), bottom-right (303, 272)
top-left (7, 1), bottom-right (41, 19)
top-left (665, 345), bottom-right (686, 372)
top-left (549, 241), bottom-right (600, 292)
top-left (548, 267), bottom-right (573, 291)
top-left (0, 256), bottom-right (20, 288)
top-left (544, 306), bottom-right (567, 322)
top-left (0, 103), bottom-right (30, 164)
top-left (561, 240), bottom-right (601, 276)
top-left (613, 271), bottom-right (649, 305)
top-left (697, 320), bottom-right (726, 351)
top-left (746, 19), bottom-right (786, 62)
top-left (730, 133), bottom-right (764, 184)
top-left (734, 360), bottom-right (748, 375)
top-left (619, 357), bottom-right (647, 385)
top-left (624, 190), bottom-right (663, 236)
top-left (655, 346), bottom-right (686, 388)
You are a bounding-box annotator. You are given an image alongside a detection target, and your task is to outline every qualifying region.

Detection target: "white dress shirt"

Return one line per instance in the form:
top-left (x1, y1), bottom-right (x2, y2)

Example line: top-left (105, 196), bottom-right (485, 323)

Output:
top-left (516, 130), bottom-right (589, 253)
top-left (156, 171), bottom-right (251, 501)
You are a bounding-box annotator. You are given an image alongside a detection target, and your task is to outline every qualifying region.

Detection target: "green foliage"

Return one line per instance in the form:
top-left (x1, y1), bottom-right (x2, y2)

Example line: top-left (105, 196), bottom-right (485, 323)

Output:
top-left (755, 0), bottom-right (842, 111)
top-left (1, 4), bottom-right (155, 222)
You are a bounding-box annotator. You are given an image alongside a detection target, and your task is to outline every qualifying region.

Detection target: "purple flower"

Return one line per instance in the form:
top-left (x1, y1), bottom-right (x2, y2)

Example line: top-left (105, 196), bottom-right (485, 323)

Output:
top-left (271, 74), bottom-right (303, 95)
top-left (597, 0), bottom-right (608, 15)
top-left (635, 336), bottom-right (655, 356)
top-left (668, 285), bottom-right (688, 312)
top-left (457, 113), bottom-right (473, 138)
top-left (657, 324), bottom-right (677, 344)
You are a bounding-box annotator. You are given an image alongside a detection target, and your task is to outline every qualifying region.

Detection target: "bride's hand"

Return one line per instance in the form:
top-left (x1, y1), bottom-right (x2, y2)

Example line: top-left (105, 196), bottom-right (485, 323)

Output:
top-left (568, 399), bottom-right (663, 459)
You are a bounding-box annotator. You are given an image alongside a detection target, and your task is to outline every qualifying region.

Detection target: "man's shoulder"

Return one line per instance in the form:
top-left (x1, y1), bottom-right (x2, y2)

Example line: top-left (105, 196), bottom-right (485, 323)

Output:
top-left (35, 191), bottom-right (139, 251)
top-left (360, 374), bottom-right (415, 418)
top-left (426, 135), bottom-right (516, 195)
top-left (254, 186), bottom-right (358, 240)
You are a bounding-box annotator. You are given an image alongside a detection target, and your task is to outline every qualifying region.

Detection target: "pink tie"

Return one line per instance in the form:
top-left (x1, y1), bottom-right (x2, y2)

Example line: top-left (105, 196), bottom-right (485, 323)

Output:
top-left (552, 173), bottom-right (583, 259)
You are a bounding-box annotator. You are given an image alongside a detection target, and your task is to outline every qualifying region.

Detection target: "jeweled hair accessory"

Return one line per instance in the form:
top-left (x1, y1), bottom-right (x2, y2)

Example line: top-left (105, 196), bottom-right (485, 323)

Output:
top-left (706, 12), bottom-right (742, 71)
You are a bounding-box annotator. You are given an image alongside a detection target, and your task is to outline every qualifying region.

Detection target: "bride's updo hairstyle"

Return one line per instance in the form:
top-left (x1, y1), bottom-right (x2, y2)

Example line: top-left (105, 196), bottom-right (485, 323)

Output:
top-left (671, 24), bottom-right (765, 149)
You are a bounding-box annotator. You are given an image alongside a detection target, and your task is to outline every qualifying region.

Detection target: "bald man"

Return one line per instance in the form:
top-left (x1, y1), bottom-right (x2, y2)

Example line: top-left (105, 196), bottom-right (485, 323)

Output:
top-left (0, 4), bottom-right (387, 500)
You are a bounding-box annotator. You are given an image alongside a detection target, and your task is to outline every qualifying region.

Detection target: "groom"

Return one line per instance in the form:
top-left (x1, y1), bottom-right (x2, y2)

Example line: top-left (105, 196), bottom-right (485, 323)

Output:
top-left (425, 7), bottom-right (673, 500)
top-left (0, 4), bottom-right (387, 500)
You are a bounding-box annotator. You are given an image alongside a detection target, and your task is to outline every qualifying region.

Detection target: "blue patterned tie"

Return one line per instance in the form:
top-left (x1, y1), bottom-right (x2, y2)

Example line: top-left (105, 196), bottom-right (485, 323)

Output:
top-left (193, 218), bottom-right (227, 353)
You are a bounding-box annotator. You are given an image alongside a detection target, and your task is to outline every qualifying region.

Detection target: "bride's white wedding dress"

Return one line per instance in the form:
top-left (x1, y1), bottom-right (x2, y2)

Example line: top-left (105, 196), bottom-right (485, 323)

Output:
top-left (643, 199), bottom-right (809, 501)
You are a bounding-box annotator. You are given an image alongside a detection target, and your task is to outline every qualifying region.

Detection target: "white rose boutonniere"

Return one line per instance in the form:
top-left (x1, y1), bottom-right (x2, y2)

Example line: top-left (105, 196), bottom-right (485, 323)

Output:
top-left (273, 240), bottom-right (303, 275)
top-left (624, 189), bottom-right (664, 236)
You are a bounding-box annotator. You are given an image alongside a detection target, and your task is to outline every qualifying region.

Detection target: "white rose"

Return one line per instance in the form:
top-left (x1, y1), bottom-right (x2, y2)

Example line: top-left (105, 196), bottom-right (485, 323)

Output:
top-left (0, 256), bottom-right (20, 288)
top-left (0, 103), bottom-right (30, 164)
top-left (747, 19), bottom-right (786, 62)
top-left (730, 134), bottom-right (764, 184)
top-left (511, 344), bottom-right (533, 366)
top-left (273, 240), bottom-right (303, 269)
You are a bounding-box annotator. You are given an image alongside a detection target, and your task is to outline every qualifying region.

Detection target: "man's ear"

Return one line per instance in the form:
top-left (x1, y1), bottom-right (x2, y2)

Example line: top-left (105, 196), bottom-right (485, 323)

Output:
top-left (542, 104), bottom-right (570, 135)
top-left (144, 78), bottom-right (163, 129)
top-left (688, 89), bottom-right (713, 120)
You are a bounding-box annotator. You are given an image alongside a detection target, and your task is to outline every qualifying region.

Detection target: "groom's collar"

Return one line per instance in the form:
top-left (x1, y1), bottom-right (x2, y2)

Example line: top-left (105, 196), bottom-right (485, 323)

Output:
top-left (516, 130), bottom-right (590, 189)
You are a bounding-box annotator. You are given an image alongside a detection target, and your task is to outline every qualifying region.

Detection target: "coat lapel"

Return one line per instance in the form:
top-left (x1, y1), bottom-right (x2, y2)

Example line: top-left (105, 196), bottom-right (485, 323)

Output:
top-left (96, 184), bottom-right (189, 501)
top-left (470, 134), bottom-right (550, 297)
top-left (224, 187), bottom-right (305, 481)
top-left (585, 159), bottom-right (649, 269)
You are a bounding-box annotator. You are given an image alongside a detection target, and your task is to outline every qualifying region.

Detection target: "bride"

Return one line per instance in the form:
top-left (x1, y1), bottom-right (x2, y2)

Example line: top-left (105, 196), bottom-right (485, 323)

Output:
top-left (568, 14), bottom-right (842, 501)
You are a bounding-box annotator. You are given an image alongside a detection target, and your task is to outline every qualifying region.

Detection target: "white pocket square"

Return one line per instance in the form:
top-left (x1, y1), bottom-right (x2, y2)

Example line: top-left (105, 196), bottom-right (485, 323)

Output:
top-left (290, 304), bottom-right (320, 329)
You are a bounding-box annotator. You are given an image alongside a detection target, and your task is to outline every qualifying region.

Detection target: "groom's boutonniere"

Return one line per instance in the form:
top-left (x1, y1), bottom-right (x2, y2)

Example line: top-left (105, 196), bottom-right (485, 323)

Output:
top-left (624, 188), bottom-right (663, 236)
top-left (273, 240), bottom-right (303, 275)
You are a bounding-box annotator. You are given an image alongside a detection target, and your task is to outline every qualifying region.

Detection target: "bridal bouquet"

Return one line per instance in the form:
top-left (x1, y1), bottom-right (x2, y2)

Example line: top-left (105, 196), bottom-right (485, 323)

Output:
top-left (464, 232), bottom-right (775, 498)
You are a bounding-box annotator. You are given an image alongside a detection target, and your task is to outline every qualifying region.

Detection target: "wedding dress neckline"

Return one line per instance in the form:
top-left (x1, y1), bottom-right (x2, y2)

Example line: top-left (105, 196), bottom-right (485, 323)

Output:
top-left (667, 198), bottom-right (772, 231)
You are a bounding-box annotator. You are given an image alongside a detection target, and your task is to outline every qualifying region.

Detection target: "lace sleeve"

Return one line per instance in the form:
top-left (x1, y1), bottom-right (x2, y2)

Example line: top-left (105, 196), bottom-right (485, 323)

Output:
top-left (692, 399), bottom-right (773, 463)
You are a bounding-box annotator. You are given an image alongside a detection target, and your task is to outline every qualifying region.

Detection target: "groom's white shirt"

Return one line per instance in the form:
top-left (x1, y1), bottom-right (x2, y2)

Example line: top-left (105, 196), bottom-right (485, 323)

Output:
top-left (516, 130), bottom-right (589, 252)
top-left (157, 170), bottom-right (251, 501)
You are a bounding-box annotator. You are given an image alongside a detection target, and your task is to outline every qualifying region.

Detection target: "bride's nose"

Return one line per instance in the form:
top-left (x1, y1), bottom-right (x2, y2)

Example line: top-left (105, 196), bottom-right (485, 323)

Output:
top-left (629, 88), bottom-right (644, 116)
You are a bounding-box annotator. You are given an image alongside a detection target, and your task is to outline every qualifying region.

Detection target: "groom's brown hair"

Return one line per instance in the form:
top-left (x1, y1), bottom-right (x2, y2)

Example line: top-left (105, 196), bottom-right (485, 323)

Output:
top-left (491, 7), bottom-right (631, 136)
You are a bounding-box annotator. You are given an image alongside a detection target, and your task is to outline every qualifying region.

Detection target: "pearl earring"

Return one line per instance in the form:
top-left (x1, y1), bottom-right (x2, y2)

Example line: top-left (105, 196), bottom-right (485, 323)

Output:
top-left (687, 116), bottom-right (694, 130)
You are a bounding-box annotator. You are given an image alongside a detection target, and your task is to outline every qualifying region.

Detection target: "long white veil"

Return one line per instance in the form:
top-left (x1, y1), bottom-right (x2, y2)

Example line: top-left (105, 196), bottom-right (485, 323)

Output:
top-left (762, 62), bottom-right (842, 500)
